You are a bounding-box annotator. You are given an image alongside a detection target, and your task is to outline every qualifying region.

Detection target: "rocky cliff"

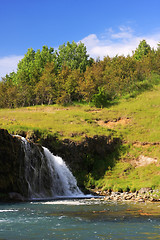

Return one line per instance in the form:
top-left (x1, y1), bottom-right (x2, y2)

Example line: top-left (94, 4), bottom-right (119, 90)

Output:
top-left (0, 129), bottom-right (26, 200)
top-left (0, 129), bottom-right (54, 201)
top-left (0, 128), bottom-right (121, 201)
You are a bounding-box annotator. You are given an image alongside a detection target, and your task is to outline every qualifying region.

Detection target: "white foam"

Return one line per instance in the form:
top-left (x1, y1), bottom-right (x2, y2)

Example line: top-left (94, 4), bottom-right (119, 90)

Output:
top-left (44, 200), bottom-right (86, 205)
top-left (42, 197), bottom-right (99, 206)
top-left (0, 209), bottom-right (18, 212)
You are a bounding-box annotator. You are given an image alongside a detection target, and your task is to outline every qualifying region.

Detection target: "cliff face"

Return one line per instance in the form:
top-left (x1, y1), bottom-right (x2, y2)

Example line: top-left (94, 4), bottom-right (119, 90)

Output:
top-left (0, 129), bottom-right (122, 200)
top-left (0, 129), bottom-right (54, 201)
top-left (0, 129), bottom-right (26, 200)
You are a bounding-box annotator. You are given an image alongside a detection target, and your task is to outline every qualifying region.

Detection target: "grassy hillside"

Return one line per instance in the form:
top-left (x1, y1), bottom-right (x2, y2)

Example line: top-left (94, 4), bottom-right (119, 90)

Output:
top-left (0, 85), bottom-right (160, 192)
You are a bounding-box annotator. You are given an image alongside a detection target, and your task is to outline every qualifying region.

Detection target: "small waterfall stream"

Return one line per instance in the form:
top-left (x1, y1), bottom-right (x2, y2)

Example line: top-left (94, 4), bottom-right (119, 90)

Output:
top-left (43, 147), bottom-right (82, 197)
top-left (18, 136), bottom-right (83, 199)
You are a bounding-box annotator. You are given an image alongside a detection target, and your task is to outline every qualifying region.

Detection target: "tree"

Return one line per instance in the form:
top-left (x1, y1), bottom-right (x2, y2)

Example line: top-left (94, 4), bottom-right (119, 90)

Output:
top-left (78, 61), bottom-right (105, 102)
top-left (133, 40), bottom-right (151, 60)
top-left (56, 41), bottom-right (91, 72)
top-left (35, 62), bottom-right (57, 105)
top-left (16, 48), bottom-right (36, 86)
top-left (0, 77), bottom-right (20, 108)
top-left (15, 46), bottom-right (55, 87)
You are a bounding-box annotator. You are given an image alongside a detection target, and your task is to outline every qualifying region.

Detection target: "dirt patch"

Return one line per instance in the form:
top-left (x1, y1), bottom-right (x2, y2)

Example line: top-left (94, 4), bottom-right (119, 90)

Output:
top-left (132, 155), bottom-right (158, 167)
top-left (23, 107), bottom-right (69, 113)
top-left (86, 109), bottom-right (102, 113)
top-left (133, 141), bottom-right (160, 147)
top-left (97, 117), bottom-right (131, 128)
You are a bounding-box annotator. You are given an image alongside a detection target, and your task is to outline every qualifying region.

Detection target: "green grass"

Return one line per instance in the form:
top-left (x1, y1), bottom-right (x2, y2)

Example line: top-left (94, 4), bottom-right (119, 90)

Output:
top-left (99, 161), bottom-right (160, 192)
top-left (93, 85), bottom-right (160, 143)
top-left (0, 105), bottom-right (112, 141)
top-left (1, 85), bottom-right (160, 143)
top-left (0, 85), bottom-right (160, 191)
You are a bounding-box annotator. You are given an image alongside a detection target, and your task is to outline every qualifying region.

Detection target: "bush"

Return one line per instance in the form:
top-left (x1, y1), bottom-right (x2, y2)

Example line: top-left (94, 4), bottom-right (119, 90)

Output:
top-left (92, 87), bottom-right (112, 108)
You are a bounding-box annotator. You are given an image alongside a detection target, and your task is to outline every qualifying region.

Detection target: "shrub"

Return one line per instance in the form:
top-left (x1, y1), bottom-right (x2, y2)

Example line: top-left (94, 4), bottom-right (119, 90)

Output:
top-left (92, 87), bottom-right (112, 108)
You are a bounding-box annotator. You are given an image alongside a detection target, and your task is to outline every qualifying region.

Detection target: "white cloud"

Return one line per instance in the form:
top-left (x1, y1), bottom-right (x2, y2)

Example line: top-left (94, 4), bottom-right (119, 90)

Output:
top-left (81, 27), bottom-right (160, 59)
top-left (81, 34), bottom-right (100, 47)
top-left (110, 26), bottom-right (134, 40)
top-left (0, 55), bottom-right (23, 79)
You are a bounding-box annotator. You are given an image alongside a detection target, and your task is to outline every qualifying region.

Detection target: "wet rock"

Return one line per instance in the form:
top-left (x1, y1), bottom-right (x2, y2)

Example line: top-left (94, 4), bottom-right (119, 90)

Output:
top-left (138, 187), bottom-right (152, 194)
top-left (124, 194), bottom-right (133, 200)
top-left (8, 192), bottom-right (25, 202)
top-left (101, 190), bottom-right (160, 203)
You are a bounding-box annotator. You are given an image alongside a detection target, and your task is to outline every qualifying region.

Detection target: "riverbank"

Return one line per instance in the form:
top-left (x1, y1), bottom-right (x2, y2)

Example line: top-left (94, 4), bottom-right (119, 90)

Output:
top-left (91, 188), bottom-right (160, 203)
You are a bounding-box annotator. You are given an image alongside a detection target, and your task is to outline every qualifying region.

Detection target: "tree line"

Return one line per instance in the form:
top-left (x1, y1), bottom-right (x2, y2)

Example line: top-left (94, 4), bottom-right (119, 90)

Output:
top-left (0, 40), bottom-right (160, 108)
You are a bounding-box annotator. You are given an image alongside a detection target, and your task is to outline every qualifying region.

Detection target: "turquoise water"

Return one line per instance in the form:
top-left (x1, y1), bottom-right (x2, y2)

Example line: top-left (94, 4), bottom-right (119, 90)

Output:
top-left (0, 199), bottom-right (160, 240)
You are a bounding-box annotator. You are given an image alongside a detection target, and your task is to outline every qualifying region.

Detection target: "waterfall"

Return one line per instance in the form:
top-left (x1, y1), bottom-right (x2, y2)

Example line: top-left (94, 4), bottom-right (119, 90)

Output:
top-left (18, 136), bottom-right (83, 199)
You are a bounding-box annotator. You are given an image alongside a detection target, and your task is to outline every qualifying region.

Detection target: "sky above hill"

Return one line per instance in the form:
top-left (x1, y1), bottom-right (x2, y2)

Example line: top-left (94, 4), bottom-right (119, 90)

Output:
top-left (1, 0), bottom-right (160, 79)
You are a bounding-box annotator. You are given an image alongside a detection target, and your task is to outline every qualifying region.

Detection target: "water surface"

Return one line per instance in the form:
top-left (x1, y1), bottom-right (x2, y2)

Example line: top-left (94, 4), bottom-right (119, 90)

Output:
top-left (0, 199), bottom-right (160, 240)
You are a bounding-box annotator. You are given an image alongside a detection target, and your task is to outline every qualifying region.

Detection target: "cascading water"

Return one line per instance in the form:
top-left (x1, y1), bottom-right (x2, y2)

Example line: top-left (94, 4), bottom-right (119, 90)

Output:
top-left (17, 136), bottom-right (83, 199)
top-left (43, 147), bottom-right (83, 197)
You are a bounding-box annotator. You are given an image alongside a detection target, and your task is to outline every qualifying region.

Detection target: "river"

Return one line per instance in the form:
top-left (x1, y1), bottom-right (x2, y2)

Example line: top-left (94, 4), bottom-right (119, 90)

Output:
top-left (0, 198), bottom-right (160, 240)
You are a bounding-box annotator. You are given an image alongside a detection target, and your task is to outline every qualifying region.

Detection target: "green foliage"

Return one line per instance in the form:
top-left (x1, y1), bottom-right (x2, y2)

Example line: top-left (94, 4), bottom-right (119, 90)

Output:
top-left (16, 46), bottom-right (55, 85)
top-left (92, 87), bottom-right (112, 108)
top-left (1, 39), bottom-right (160, 109)
top-left (56, 41), bottom-right (91, 72)
top-left (133, 40), bottom-right (151, 60)
top-left (34, 62), bottom-right (57, 105)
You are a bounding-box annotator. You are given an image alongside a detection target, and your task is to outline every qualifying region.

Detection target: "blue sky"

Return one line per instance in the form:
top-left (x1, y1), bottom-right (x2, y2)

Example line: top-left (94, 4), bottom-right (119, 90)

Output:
top-left (1, 0), bottom-right (160, 78)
